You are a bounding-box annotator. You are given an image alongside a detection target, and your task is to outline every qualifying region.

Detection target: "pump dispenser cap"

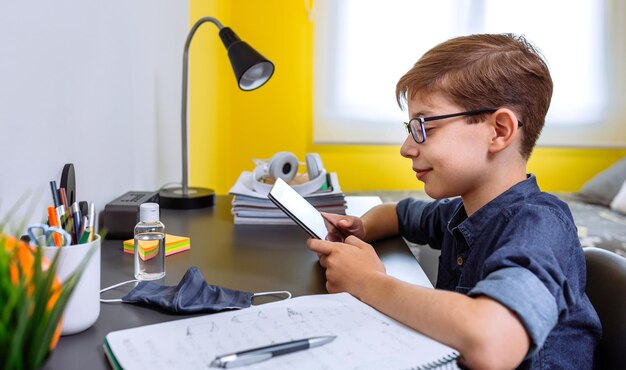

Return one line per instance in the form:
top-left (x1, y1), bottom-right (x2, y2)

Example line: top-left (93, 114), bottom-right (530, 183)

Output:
top-left (139, 203), bottom-right (160, 223)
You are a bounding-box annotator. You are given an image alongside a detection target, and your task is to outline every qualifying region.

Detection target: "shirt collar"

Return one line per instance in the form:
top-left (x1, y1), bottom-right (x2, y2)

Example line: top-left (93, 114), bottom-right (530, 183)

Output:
top-left (447, 174), bottom-right (540, 247)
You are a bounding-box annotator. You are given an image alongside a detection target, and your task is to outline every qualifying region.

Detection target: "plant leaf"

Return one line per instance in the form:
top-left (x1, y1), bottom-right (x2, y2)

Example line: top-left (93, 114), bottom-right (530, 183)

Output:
top-left (31, 241), bottom-right (97, 367)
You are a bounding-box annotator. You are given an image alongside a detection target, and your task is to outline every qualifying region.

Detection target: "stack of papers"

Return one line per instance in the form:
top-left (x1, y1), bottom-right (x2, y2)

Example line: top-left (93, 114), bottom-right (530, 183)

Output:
top-left (228, 171), bottom-right (346, 225)
top-left (123, 234), bottom-right (190, 259)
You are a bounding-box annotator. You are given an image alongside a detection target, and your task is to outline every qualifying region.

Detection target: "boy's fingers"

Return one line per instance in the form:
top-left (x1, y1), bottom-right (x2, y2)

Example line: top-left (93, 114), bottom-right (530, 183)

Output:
top-left (344, 235), bottom-right (368, 249)
top-left (318, 254), bottom-right (328, 268)
top-left (326, 233), bottom-right (343, 242)
top-left (322, 215), bottom-right (341, 233)
top-left (307, 238), bottom-right (334, 255)
top-left (322, 212), bottom-right (350, 227)
top-left (322, 213), bottom-right (353, 239)
top-left (320, 212), bottom-right (338, 221)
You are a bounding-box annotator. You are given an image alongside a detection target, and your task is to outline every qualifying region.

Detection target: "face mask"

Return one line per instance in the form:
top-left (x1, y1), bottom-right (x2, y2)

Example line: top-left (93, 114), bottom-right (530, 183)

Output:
top-left (100, 266), bottom-right (291, 314)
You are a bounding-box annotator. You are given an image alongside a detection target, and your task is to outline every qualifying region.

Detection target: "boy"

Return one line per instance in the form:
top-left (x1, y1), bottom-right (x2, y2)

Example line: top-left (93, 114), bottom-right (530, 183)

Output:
top-left (308, 34), bottom-right (601, 369)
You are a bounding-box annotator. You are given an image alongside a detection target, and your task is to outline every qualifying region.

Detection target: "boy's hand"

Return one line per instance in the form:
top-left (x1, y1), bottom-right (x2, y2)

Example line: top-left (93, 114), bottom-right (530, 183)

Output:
top-left (307, 236), bottom-right (385, 299)
top-left (321, 212), bottom-right (366, 242)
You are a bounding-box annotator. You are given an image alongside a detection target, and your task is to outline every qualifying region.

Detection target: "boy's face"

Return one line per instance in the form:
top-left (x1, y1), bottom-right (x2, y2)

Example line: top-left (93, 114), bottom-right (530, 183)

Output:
top-left (400, 92), bottom-right (495, 200)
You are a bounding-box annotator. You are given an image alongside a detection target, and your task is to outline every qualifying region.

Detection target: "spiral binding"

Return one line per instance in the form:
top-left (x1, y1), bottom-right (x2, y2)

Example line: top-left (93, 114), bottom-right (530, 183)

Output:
top-left (413, 352), bottom-right (460, 370)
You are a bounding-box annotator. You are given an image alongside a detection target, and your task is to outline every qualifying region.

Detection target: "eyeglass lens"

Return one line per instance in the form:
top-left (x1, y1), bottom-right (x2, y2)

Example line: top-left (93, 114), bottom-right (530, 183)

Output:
top-left (406, 119), bottom-right (425, 143)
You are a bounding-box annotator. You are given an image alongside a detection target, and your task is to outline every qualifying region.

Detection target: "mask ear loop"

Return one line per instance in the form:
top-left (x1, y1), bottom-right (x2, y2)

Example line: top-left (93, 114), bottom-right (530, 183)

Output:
top-left (100, 279), bottom-right (139, 303)
top-left (101, 283), bottom-right (291, 305)
top-left (251, 290), bottom-right (292, 306)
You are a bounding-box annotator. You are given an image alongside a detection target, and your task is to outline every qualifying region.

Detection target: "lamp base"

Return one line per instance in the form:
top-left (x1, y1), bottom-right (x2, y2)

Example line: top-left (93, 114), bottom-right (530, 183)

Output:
top-left (159, 187), bottom-right (215, 209)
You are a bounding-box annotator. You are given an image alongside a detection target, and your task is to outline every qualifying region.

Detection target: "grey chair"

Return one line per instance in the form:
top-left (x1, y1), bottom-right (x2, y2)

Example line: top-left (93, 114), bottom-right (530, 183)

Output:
top-left (583, 247), bottom-right (626, 369)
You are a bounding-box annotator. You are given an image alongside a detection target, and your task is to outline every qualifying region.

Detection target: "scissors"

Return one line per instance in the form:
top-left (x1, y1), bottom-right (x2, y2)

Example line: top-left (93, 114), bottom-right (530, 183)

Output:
top-left (27, 223), bottom-right (72, 247)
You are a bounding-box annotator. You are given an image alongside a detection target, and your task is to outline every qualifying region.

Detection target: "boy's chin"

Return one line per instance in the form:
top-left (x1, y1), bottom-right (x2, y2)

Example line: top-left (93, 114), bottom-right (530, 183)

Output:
top-left (423, 185), bottom-right (456, 200)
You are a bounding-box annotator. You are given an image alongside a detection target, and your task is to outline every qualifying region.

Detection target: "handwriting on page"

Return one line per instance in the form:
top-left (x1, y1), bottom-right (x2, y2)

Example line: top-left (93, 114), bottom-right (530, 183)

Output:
top-left (106, 293), bottom-right (457, 369)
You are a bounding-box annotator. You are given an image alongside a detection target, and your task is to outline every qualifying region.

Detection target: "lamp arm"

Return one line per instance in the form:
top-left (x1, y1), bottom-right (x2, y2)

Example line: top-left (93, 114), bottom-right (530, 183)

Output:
top-left (180, 17), bottom-right (224, 195)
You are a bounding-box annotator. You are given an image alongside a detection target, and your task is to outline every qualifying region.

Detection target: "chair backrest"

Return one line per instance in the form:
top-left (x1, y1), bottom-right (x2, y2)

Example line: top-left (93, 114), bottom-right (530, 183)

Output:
top-left (583, 247), bottom-right (626, 369)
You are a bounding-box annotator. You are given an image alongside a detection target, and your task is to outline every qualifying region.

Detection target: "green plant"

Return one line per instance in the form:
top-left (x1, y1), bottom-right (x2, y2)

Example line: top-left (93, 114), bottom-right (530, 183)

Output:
top-left (0, 229), bottom-right (96, 369)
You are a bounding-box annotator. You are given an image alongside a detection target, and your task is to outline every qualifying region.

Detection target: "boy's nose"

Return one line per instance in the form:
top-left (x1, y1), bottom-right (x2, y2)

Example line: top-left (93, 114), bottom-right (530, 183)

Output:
top-left (400, 134), bottom-right (419, 158)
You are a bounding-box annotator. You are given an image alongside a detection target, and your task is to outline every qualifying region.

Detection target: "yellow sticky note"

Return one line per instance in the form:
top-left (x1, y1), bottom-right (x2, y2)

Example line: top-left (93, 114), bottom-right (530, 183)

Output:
top-left (123, 234), bottom-right (190, 258)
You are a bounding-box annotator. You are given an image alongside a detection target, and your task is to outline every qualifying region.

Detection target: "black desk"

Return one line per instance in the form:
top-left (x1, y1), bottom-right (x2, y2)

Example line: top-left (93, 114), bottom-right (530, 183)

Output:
top-left (44, 196), bottom-right (428, 370)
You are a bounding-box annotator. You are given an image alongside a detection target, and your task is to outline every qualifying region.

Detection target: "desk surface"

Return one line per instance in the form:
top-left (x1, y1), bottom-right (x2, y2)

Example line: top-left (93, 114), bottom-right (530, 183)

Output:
top-left (44, 196), bottom-right (430, 370)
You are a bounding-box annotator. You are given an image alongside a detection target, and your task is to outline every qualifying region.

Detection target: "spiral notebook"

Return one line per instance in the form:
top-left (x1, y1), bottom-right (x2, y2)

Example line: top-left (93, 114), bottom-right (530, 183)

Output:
top-left (104, 293), bottom-right (459, 369)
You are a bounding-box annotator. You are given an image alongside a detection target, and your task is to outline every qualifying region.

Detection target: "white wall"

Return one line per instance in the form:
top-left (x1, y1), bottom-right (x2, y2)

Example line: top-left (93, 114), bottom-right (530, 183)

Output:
top-left (0, 1), bottom-right (188, 228)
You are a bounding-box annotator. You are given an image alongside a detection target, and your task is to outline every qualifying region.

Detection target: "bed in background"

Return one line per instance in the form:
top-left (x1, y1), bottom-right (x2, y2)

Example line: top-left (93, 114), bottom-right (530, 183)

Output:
top-left (562, 156), bottom-right (626, 257)
top-left (556, 193), bottom-right (626, 257)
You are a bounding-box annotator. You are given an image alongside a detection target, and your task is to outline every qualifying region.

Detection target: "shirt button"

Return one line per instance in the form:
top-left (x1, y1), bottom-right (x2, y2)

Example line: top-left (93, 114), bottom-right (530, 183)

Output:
top-left (457, 256), bottom-right (464, 266)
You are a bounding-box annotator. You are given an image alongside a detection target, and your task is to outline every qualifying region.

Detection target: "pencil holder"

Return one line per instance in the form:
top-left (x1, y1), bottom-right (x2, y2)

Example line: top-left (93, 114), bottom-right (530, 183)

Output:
top-left (41, 235), bottom-right (101, 335)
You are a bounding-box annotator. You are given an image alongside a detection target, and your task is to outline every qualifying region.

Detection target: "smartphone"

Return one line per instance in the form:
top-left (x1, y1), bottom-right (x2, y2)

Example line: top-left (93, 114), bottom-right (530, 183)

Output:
top-left (268, 178), bottom-right (329, 239)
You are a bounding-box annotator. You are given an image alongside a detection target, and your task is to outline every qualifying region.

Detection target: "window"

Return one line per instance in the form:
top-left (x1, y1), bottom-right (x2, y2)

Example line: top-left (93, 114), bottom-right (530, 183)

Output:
top-left (314, 0), bottom-right (626, 147)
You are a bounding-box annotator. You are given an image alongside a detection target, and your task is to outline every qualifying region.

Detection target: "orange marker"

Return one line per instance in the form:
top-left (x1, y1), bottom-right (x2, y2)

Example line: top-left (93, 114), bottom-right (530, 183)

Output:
top-left (47, 206), bottom-right (63, 247)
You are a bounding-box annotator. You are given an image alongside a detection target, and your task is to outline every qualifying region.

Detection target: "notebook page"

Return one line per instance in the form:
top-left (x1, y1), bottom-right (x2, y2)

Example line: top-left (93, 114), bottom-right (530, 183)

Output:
top-left (105, 293), bottom-right (458, 369)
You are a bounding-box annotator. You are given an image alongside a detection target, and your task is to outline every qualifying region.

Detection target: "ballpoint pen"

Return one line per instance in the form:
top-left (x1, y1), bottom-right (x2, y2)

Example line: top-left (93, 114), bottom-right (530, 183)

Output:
top-left (71, 202), bottom-right (81, 244)
top-left (58, 187), bottom-right (69, 214)
top-left (78, 215), bottom-right (90, 243)
top-left (87, 202), bottom-right (95, 242)
top-left (210, 336), bottom-right (336, 368)
top-left (78, 227), bottom-right (91, 244)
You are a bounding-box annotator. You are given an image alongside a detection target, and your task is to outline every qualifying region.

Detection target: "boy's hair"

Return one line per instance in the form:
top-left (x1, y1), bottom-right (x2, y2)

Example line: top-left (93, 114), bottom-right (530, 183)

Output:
top-left (396, 33), bottom-right (553, 159)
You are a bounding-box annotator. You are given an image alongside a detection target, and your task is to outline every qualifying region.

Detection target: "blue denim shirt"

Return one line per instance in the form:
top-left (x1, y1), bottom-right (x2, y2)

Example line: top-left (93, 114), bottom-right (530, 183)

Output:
top-left (396, 175), bottom-right (601, 369)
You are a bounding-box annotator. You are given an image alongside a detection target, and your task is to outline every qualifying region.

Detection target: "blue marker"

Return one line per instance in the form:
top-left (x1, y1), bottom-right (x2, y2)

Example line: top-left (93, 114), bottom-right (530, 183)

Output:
top-left (50, 180), bottom-right (60, 207)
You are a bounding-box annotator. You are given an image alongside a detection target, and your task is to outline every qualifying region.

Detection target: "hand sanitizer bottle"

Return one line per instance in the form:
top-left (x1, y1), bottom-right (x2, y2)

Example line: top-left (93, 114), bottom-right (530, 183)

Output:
top-left (134, 203), bottom-right (165, 280)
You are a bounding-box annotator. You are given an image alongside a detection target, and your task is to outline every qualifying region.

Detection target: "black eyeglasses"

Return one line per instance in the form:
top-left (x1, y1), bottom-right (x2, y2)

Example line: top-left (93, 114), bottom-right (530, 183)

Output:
top-left (403, 108), bottom-right (524, 144)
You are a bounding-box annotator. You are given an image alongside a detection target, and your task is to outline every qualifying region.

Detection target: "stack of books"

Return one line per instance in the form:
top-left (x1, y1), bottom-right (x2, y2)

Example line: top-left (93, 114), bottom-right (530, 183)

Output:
top-left (228, 171), bottom-right (346, 224)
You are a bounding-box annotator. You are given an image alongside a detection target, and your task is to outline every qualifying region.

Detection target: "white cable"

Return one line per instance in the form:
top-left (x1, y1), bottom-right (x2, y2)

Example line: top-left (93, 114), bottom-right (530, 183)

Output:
top-left (100, 279), bottom-right (139, 303)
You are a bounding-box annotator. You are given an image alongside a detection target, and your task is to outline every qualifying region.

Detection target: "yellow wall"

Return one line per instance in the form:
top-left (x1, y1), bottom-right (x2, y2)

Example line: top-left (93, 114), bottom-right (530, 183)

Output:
top-left (189, 1), bottom-right (626, 194)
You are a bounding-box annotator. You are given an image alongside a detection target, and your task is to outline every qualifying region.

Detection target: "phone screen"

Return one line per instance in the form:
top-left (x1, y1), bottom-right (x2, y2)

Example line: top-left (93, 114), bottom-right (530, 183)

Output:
top-left (268, 178), bottom-right (329, 239)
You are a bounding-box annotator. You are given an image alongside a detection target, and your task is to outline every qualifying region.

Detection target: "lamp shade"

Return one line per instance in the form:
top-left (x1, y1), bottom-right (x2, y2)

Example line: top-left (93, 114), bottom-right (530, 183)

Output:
top-left (219, 27), bottom-right (274, 91)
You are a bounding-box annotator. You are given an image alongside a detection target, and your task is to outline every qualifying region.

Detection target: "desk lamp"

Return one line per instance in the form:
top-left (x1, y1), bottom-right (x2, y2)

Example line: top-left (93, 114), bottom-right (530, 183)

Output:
top-left (160, 17), bottom-right (274, 209)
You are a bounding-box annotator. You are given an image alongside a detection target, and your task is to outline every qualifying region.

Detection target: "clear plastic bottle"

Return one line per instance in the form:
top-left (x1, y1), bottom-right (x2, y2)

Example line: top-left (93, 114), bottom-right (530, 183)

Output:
top-left (134, 203), bottom-right (166, 280)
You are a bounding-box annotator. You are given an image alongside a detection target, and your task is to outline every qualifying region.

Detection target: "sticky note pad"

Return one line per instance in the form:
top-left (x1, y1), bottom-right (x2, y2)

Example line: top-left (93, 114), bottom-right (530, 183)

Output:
top-left (123, 234), bottom-right (190, 259)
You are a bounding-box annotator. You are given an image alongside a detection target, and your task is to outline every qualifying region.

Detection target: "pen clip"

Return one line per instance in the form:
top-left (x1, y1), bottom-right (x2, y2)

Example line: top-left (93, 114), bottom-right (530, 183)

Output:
top-left (210, 353), bottom-right (271, 368)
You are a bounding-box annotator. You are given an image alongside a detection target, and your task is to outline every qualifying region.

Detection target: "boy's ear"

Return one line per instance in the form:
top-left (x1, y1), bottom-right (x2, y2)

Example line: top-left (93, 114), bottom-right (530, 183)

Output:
top-left (488, 108), bottom-right (520, 153)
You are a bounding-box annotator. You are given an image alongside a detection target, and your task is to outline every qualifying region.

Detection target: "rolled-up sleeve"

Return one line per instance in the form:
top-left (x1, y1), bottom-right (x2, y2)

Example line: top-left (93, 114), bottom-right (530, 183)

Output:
top-left (396, 198), bottom-right (460, 248)
top-left (469, 267), bottom-right (558, 356)
top-left (396, 198), bottom-right (429, 244)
